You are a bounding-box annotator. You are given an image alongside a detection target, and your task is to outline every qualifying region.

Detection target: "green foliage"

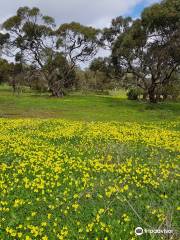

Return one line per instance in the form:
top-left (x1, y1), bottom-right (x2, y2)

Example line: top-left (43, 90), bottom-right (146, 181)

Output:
top-left (42, 16), bottom-right (55, 26)
top-left (111, 0), bottom-right (180, 103)
top-left (0, 33), bottom-right (9, 47)
top-left (141, 0), bottom-right (180, 33)
top-left (45, 52), bottom-right (76, 92)
top-left (127, 89), bottom-right (140, 100)
top-left (90, 57), bottom-right (109, 74)
top-left (0, 59), bottom-right (11, 84)
top-left (101, 16), bottom-right (132, 48)
top-left (142, 0), bottom-right (180, 65)
top-left (57, 22), bottom-right (99, 40)
top-left (3, 16), bottom-right (21, 30)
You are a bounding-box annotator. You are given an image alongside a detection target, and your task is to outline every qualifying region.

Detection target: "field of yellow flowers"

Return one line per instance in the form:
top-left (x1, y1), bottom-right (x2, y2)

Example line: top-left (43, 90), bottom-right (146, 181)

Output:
top-left (0, 119), bottom-right (179, 240)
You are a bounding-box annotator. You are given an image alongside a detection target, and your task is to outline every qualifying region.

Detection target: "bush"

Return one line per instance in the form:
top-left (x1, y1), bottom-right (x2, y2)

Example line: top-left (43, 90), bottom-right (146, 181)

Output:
top-left (127, 89), bottom-right (140, 100)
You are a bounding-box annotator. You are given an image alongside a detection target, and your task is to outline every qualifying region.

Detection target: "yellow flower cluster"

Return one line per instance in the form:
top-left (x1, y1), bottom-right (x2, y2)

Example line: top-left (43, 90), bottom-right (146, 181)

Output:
top-left (0, 119), bottom-right (179, 239)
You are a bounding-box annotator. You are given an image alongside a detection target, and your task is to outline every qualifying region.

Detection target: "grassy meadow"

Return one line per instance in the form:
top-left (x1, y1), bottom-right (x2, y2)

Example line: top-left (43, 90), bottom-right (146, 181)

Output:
top-left (0, 85), bottom-right (180, 122)
top-left (0, 85), bottom-right (180, 240)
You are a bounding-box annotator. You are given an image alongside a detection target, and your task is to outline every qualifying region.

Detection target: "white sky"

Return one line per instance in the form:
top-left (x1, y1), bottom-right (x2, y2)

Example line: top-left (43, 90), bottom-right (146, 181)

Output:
top-left (0, 0), bottom-right (160, 28)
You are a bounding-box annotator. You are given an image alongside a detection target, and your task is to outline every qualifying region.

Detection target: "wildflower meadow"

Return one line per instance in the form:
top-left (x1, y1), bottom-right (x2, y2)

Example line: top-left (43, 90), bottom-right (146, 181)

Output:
top-left (0, 119), bottom-right (179, 240)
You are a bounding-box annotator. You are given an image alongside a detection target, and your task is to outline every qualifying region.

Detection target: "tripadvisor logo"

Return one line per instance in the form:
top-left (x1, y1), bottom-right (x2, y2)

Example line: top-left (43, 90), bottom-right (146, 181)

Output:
top-left (135, 226), bottom-right (174, 236)
top-left (135, 227), bottom-right (144, 236)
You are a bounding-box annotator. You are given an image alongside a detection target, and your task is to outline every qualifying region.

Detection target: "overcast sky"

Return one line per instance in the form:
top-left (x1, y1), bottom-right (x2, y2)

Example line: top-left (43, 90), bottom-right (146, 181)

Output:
top-left (0, 0), bottom-right (160, 67)
top-left (0, 0), bottom-right (160, 28)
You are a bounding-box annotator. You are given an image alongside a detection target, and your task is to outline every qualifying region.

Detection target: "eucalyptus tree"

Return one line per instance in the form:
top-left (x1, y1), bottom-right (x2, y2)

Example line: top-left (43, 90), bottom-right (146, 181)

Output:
top-left (3, 8), bottom-right (100, 96)
top-left (111, 0), bottom-right (180, 102)
top-left (2, 7), bottom-right (59, 94)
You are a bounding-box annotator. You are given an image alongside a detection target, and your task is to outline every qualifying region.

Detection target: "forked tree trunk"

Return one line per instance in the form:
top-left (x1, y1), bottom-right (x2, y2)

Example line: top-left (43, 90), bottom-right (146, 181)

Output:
top-left (51, 88), bottom-right (64, 97)
top-left (49, 80), bottom-right (65, 98)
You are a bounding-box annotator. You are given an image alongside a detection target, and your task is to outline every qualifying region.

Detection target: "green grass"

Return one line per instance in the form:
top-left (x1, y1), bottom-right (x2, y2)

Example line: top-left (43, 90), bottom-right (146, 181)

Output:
top-left (0, 85), bottom-right (179, 122)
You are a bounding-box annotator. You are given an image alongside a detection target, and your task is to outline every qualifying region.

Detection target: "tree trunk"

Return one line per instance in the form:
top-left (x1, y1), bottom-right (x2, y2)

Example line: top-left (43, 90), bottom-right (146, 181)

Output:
top-left (47, 71), bottom-right (66, 98)
top-left (12, 83), bottom-right (16, 93)
top-left (49, 82), bottom-right (65, 98)
top-left (148, 86), bottom-right (157, 103)
top-left (12, 78), bottom-right (17, 93)
top-left (51, 89), bottom-right (64, 97)
top-left (143, 92), bottom-right (148, 101)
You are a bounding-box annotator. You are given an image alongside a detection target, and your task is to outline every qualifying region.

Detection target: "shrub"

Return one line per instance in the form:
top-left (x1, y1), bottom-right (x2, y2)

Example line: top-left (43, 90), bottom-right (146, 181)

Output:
top-left (127, 89), bottom-right (140, 100)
